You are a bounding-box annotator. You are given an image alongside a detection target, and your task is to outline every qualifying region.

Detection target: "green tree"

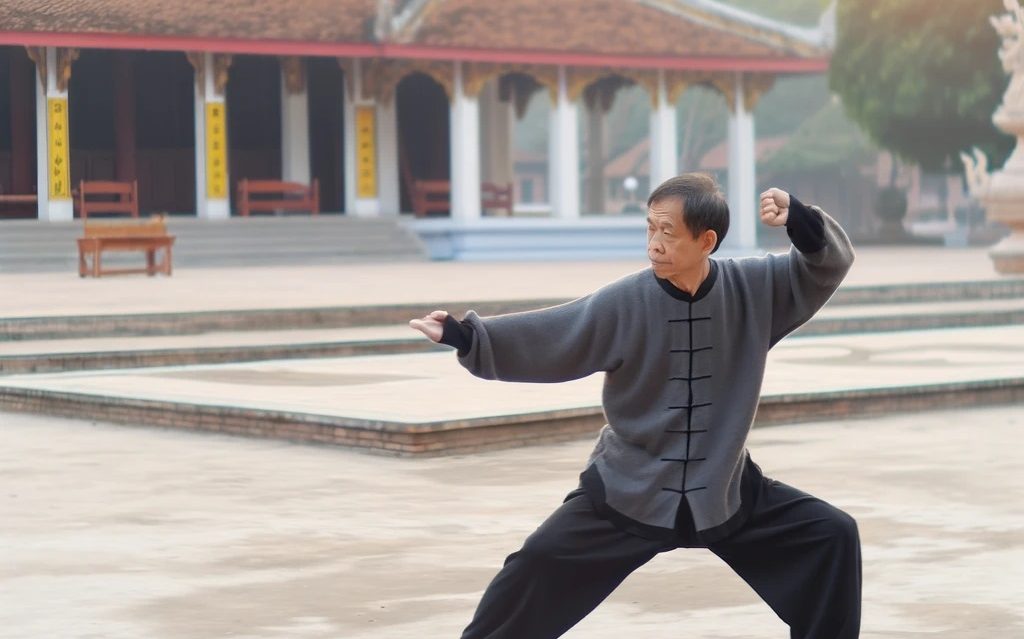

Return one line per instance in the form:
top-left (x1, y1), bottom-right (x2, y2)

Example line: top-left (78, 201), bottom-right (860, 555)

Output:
top-left (760, 98), bottom-right (875, 173)
top-left (829, 0), bottom-right (1013, 173)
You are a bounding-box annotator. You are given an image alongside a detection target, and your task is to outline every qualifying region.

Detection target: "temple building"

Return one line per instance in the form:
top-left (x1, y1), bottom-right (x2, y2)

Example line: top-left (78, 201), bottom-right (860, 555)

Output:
top-left (0, 0), bottom-right (830, 257)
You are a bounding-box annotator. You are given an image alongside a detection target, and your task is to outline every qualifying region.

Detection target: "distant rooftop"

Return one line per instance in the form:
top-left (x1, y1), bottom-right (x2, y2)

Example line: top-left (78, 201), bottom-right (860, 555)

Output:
top-left (1, 0), bottom-right (830, 69)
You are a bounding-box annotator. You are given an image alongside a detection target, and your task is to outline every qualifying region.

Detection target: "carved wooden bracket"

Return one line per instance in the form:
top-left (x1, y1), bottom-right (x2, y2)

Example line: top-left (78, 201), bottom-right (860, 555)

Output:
top-left (337, 58), bottom-right (355, 98)
top-left (212, 54), bottom-right (233, 96)
top-left (567, 67), bottom-right (659, 109)
top-left (24, 47), bottom-right (46, 89)
top-left (743, 74), bottom-right (776, 112)
top-left (185, 51), bottom-right (204, 90)
top-left (463, 62), bottom-right (559, 103)
top-left (364, 59), bottom-right (454, 103)
top-left (667, 72), bottom-right (775, 112)
top-left (667, 71), bottom-right (735, 109)
top-left (281, 56), bottom-right (306, 93)
top-left (56, 48), bottom-right (79, 92)
top-left (582, 76), bottom-right (633, 113)
top-left (498, 73), bottom-right (546, 119)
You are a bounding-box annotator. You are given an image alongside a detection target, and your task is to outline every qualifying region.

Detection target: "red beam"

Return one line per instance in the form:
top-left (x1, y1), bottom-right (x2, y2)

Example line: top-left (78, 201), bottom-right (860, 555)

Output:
top-left (0, 31), bottom-right (380, 58)
top-left (380, 44), bottom-right (830, 72)
top-left (0, 30), bottom-right (829, 73)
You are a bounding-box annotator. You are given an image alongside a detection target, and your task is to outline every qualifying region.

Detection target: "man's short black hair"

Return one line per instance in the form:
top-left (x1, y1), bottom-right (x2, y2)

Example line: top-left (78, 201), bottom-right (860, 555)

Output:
top-left (647, 173), bottom-right (729, 253)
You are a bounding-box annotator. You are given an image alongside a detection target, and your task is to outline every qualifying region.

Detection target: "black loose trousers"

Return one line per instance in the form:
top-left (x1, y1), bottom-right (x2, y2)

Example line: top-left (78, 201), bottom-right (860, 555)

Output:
top-left (461, 461), bottom-right (861, 639)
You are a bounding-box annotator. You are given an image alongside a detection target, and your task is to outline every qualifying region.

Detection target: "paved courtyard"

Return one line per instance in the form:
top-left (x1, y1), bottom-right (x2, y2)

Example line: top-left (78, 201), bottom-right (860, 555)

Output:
top-left (2, 404), bottom-right (1022, 638)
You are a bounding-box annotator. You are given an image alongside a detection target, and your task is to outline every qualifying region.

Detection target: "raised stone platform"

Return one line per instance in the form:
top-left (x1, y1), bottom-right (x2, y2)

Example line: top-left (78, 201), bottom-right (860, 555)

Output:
top-left (2, 326), bottom-right (1021, 455)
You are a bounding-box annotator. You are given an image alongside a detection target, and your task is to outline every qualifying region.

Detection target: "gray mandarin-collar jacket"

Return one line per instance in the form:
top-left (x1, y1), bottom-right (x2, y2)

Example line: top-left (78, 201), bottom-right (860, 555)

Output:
top-left (456, 206), bottom-right (854, 542)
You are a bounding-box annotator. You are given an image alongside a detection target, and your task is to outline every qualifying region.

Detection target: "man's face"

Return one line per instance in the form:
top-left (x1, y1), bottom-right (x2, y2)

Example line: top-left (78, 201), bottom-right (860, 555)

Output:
top-left (646, 198), bottom-right (714, 280)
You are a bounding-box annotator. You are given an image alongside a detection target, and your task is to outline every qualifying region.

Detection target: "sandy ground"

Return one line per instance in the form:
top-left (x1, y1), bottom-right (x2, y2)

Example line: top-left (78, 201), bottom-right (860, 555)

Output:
top-left (2, 404), bottom-right (1022, 638)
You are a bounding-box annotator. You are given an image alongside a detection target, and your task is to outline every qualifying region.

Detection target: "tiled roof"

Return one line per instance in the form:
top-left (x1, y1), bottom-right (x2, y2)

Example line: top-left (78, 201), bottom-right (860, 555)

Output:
top-left (699, 136), bottom-right (788, 170)
top-left (1, 0), bottom-right (378, 43)
top-left (600, 135), bottom-right (789, 177)
top-left (604, 138), bottom-right (652, 177)
top-left (397, 0), bottom-right (823, 58)
top-left (1, 0), bottom-right (826, 62)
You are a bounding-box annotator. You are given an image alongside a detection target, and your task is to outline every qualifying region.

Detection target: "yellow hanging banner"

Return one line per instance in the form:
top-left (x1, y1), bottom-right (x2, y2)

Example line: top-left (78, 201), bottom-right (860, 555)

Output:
top-left (47, 98), bottom-right (71, 200)
top-left (206, 102), bottom-right (228, 199)
top-left (355, 106), bottom-right (377, 199)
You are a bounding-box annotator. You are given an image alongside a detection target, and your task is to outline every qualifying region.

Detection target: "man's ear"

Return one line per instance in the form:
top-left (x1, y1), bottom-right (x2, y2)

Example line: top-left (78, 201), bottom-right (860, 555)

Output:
top-left (701, 229), bottom-right (718, 255)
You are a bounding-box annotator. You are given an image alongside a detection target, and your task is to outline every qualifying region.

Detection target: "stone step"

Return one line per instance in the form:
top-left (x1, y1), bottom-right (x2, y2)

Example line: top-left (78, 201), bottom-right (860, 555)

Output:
top-left (3, 298), bottom-right (1024, 374)
top-left (0, 216), bottom-right (427, 272)
top-left (2, 276), bottom-right (1023, 341)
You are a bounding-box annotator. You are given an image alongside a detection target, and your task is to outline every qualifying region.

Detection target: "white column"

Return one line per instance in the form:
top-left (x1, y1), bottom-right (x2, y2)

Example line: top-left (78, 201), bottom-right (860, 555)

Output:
top-left (35, 48), bottom-right (73, 222)
top-left (377, 98), bottom-right (400, 215)
top-left (479, 81), bottom-right (514, 187)
top-left (649, 69), bottom-right (678, 190)
top-left (344, 59), bottom-right (385, 217)
top-left (584, 103), bottom-right (606, 214)
top-left (725, 72), bottom-right (757, 252)
top-left (548, 66), bottom-right (580, 219)
top-left (449, 61), bottom-right (481, 222)
top-left (342, 63), bottom-right (357, 215)
top-left (195, 52), bottom-right (230, 220)
top-left (193, 58), bottom-right (207, 219)
top-left (280, 62), bottom-right (311, 185)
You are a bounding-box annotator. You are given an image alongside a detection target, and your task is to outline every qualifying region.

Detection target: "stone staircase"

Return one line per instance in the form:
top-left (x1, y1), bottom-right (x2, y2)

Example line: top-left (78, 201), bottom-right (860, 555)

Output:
top-left (0, 215), bottom-right (428, 272)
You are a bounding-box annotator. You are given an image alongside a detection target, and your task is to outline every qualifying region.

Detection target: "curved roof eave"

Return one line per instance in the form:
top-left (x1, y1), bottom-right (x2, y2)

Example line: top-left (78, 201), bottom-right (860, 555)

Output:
top-left (0, 30), bottom-right (829, 74)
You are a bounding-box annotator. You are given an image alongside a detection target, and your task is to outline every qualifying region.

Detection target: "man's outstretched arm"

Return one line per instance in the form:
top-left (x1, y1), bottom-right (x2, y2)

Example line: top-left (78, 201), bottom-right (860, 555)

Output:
top-left (409, 290), bottom-right (625, 383)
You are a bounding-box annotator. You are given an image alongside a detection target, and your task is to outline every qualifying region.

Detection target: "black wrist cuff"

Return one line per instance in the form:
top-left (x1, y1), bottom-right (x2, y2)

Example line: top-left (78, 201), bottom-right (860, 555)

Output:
top-left (440, 315), bottom-right (473, 355)
top-left (785, 195), bottom-right (827, 253)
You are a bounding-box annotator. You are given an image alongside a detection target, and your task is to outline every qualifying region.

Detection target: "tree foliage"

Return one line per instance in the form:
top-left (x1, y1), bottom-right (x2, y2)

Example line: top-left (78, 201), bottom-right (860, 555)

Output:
top-left (829, 0), bottom-right (1013, 172)
top-left (761, 98), bottom-right (875, 173)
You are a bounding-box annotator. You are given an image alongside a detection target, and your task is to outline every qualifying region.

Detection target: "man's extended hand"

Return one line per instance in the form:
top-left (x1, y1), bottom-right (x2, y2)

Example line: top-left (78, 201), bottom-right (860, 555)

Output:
top-left (409, 310), bottom-right (448, 343)
top-left (760, 188), bottom-right (791, 227)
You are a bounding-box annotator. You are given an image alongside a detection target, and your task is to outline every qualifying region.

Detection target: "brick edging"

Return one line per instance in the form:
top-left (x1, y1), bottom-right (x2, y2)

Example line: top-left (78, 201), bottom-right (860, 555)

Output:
top-left (1, 379), bottom-right (1021, 456)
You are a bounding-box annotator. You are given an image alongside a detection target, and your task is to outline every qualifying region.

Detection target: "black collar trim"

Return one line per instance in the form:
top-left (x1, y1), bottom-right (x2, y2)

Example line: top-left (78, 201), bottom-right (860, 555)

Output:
top-left (655, 260), bottom-right (718, 303)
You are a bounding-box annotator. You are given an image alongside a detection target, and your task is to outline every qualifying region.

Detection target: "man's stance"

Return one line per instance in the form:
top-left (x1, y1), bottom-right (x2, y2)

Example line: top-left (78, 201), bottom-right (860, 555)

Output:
top-left (410, 174), bottom-right (860, 639)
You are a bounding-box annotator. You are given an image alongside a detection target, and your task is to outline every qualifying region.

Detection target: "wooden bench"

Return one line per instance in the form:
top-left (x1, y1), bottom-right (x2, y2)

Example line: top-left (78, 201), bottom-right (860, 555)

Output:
top-left (481, 182), bottom-right (513, 216)
top-left (410, 180), bottom-right (514, 217)
top-left (410, 179), bottom-right (453, 217)
top-left (77, 179), bottom-right (139, 220)
top-left (77, 215), bottom-right (175, 278)
top-left (237, 179), bottom-right (319, 217)
top-left (0, 194), bottom-right (37, 204)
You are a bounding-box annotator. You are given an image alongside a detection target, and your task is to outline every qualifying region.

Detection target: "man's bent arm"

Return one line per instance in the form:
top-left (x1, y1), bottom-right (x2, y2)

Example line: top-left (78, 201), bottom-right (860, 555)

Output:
top-left (768, 195), bottom-right (855, 346)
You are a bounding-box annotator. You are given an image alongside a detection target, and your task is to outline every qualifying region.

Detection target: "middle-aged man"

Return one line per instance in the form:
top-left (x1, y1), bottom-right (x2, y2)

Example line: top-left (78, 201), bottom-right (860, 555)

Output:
top-left (410, 173), bottom-right (860, 639)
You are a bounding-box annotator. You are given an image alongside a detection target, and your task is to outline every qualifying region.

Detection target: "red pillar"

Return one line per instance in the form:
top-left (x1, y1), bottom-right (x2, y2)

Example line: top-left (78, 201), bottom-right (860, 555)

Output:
top-left (114, 51), bottom-right (136, 182)
top-left (9, 50), bottom-right (35, 194)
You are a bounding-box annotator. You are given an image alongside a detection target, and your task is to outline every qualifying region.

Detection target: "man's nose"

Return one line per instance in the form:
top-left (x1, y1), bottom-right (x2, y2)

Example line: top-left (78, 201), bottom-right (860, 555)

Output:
top-left (648, 236), bottom-right (664, 253)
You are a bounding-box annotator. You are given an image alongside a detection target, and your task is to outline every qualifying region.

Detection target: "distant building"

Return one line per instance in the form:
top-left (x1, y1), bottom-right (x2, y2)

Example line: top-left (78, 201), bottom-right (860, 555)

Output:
top-left (0, 0), bottom-right (829, 251)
